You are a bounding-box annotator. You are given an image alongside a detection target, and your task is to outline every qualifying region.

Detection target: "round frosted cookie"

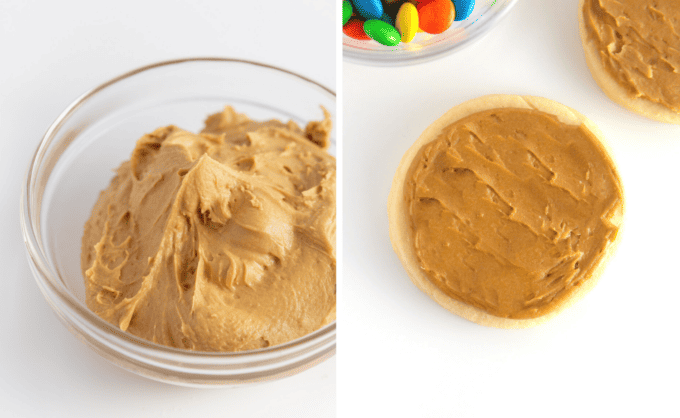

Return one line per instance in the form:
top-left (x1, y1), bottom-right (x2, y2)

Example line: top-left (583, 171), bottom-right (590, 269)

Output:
top-left (388, 95), bottom-right (624, 328)
top-left (578, 0), bottom-right (680, 125)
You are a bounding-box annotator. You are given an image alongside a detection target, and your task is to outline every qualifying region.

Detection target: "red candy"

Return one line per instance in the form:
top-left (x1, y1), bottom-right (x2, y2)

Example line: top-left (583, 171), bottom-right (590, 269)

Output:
top-left (416, 0), bottom-right (454, 34)
top-left (343, 18), bottom-right (371, 40)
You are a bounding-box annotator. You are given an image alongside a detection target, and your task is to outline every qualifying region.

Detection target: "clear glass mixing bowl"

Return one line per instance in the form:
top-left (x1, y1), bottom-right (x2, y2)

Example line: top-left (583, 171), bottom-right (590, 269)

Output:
top-left (20, 58), bottom-right (336, 387)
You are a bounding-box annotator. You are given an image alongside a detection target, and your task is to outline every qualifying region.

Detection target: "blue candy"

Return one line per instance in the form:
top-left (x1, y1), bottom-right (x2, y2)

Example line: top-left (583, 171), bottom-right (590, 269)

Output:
top-left (352, 0), bottom-right (383, 21)
top-left (452, 0), bottom-right (475, 21)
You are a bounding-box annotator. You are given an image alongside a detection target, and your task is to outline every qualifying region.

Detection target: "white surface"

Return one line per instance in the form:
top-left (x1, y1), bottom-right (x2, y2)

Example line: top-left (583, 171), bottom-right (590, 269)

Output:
top-left (0, 1), bottom-right (335, 417)
top-left (341, 0), bottom-right (679, 416)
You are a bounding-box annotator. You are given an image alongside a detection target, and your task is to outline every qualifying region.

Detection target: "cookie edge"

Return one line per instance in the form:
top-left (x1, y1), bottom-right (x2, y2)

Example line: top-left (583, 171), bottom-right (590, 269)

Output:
top-left (577, 0), bottom-right (680, 125)
top-left (387, 94), bottom-right (625, 329)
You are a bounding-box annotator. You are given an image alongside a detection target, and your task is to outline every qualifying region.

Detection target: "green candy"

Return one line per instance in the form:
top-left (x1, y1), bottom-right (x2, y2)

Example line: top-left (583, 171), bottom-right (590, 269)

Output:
top-left (343, 1), bottom-right (352, 26)
top-left (363, 19), bottom-right (401, 46)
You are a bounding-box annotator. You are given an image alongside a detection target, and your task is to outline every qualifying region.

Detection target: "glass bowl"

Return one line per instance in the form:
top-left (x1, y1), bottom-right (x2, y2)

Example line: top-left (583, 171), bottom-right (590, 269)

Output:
top-left (20, 58), bottom-right (336, 387)
top-left (343, 0), bottom-right (519, 66)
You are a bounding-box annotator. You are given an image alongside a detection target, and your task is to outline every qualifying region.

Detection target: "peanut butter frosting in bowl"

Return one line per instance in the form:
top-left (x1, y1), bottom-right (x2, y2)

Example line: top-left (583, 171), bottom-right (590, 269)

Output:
top-left (81, 106), bottom-right (336, 352)
top-left (388, 95), bottom-right (624, 328)
top-left (22, 58), bottom-right (336, 386)
top-left (579, 0), bottom-right (680, 124)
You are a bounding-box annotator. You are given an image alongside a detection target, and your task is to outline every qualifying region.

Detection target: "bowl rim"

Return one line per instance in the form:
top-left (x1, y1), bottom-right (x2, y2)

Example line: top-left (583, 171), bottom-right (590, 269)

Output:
top-left (21, 57), bottom-right (337, 362)
top-left (343, 0), bottom-right (520, 66)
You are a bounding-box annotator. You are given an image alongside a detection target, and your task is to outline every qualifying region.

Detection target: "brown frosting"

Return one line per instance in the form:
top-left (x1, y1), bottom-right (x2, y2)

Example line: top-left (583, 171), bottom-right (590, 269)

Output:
top-left (583, 0), bottom-right (680, 112)
top-left (81, 107), bottom-right (335, 352)
top-left (405, 108), bottom-right (622, 319)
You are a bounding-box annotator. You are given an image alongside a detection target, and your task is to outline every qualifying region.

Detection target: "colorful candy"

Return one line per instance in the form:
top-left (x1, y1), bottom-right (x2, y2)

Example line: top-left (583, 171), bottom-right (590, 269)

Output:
top-left (343, 0), bottom-right (476, 46)
top-left (344, 18), bottom-right (371, 40)
top-left (343, 0), bottom-right (353, 25)
top-left (452, 0), bottom-right (475, 21)
top-left (395, 2), bottom-right (418, 43)
top-left (416, 0), bottom-right (454, 34)
top-left (353, 0), bottom-right (383, 20)
top-left (363, 19), bottom-right (401, 46)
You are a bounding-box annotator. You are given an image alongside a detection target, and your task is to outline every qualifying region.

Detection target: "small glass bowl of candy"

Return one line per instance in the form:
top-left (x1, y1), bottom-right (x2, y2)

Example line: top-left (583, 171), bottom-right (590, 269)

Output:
top-left (343, 0), bottom-right (520, 66)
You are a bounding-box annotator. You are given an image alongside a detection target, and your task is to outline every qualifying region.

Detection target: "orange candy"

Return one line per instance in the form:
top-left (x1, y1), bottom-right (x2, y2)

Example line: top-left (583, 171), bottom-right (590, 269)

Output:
top-left (416, 0), bottom-right (455, 34)
top-left (343, 18), bottom-right (372, 40)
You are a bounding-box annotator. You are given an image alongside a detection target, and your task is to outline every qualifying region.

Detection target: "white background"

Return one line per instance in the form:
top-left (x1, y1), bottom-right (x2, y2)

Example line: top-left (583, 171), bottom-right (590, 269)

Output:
top-left (4, 0), bottom-right (680, 416)
top-left (342, 0), bottom-right (679, 416)
top-left (0, 1), bottom-right (335, 417)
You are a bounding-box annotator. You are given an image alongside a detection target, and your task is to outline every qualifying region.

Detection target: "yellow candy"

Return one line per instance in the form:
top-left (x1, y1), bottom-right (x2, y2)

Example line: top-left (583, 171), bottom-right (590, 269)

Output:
top-left (396, 2), bottom-right (419, 43)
